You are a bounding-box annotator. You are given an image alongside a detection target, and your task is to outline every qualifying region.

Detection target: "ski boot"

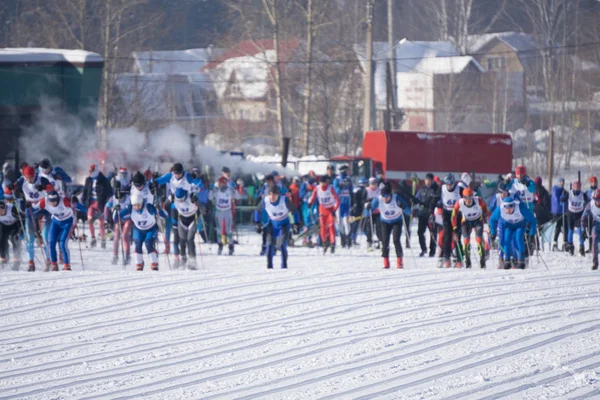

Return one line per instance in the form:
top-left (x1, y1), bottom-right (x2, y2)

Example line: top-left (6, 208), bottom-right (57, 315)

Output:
top-left (397, 257), bottom-right (403, 269)
top-left (90, 237), bottom-right (97, 248)
top-left (443, 258), bottom-right (451, 268)
top-left (383, 257), bottom-right (390, 269)
top-left (322, 241), bottom-right (330, 255)
top-left (455, 260), bottom-right (462, 268)
top-left (180, 256), bottom-right (187, 269)
top-left (503, 260), bottom-right (512, 270)
top-left (480, 257), bottom-right (486, 269)
top-left (228, 244), bottom-right (234, 255)
top-left (151, 262), bottom-right (159, 271)
top-left (123, 255), bottom-right (131, 266)
top-left (101, 240), bottom-right (106, 250)
top-left (218, 244), bottom-right (223, 255)
top-left (580, 246), bottom-right (585, 256)
top-left (552, 242), bottom-right (558, 252)
top-left (28, 260), bottom-right (35, 272)
top-left (136, 263), bottom-right (144, 271)
top-left (405, 239), bottom-right (411, 249)
top-left (260, 245), bottom-right (266, 256)
top-left (340, 235), bottom-right (346, 248)
top-left (111, 255), bottom-right (119, 265)
top-left (45, 259), bottom-right (52, 272)
top-left (429, 248), bottom-right (436, 258)
top-left (437, 258), bottom-right (444, 268)
top-left (63, 264), bottom-right (72, 271)
top-left (173, 255), bottom-right (181, 269)
top-left (593, 259), bottom-right (598, 270)
top-left (567, 243), bottom-right (574, 255)
top-left (51, 262), bottom-right (59, 272)
top-left (0, 258), bottom-right (7, 268)
top-left (516, 260), bottom-right (526, 269)
top-left (330, 245), bottom-right (335, 254)
top-left (419, 250), bottom-right (426, 257)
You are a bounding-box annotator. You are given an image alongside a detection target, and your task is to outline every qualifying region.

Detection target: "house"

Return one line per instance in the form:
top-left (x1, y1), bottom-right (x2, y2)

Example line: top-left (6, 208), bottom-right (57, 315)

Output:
top-left (354, 39), bottom-right (485, 132)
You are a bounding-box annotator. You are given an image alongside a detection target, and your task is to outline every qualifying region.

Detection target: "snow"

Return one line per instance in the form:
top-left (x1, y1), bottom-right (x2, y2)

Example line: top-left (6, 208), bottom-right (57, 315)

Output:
top-left (0, 48), bottom-right (103, 64)
top-left (2, 228), bottom-right (600, 399)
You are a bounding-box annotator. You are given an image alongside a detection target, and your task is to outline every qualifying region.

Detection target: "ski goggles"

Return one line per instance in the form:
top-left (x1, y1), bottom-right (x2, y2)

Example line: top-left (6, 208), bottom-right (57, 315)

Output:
top-left (502, 203), bottom-right (515, 209)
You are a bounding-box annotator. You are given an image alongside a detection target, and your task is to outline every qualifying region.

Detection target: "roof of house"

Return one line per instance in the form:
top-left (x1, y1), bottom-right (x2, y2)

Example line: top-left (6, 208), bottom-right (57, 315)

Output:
top-left (132, 48), bottom-right (226, 75)
top-left (201, 39), bottom-right (301, 71)
top-left (466, 32), bottom-right (539, 73)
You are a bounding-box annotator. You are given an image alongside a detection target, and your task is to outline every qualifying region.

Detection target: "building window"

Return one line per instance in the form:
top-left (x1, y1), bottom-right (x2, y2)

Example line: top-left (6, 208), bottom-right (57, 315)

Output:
top-left (487, 57), bottom-right (506, 71)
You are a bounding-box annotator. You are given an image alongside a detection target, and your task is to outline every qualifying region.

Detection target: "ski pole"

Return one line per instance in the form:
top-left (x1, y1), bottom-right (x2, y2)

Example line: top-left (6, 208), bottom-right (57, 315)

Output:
top-left (28, 209), bottom-right (48, 269)
top-left (73, 221), bottom-right (85, 271)
top-left (402, 212), bottom-right (417, 267)
top-left (195, 213), bottom-right (205, 270)
top-left (116, 212), bottom-right (126, 270)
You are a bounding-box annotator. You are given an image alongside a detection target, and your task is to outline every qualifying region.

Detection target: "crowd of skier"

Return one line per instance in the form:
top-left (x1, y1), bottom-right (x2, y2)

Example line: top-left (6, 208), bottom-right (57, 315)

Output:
top-left (0, 159), bottom-right (599, 272)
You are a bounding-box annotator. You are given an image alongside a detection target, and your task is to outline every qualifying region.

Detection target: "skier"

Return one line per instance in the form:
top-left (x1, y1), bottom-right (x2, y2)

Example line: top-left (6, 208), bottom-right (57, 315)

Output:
top-left (333, 165), bottom-right (354, 248)
top-left (508, 165), bottom-right (536, 209)
top-left (438, 173), bottom-right (466, 268)
top-left (15, 165), bottom-right (54, 271)
top-left (368, 185), bottom-right (411, 269)
top-left (560, 180), bottom-right (588, 256)
top-left (130, 171), bottom-right (155, 204)
top-left (489, 196), bottom-right (537, 269)
top-left (82, 164), bottom-right (113, 249)
top-left (309, 176), bottom-right (340, 254)
top-left (106, 193), bottom-right (132, 266)
top-left (416, 173), bottom-right (439, 257)
top-left (121, 193), bottom-right (160, 271)
top-left (172, 188), bottom-right (199, 269)
top-left (584, 176), bottom-right (598, 252)
top-left (365, 177), bottom-right (381, 250)
top-left (37, 190), bottom-right (85, 271)
top-left (551, 177), bottom-right (567, 250)
top-left (210, 176), bottom-right (241, 255)
top-left (299, 174), bottom-right (318, 247)
top-left (350, 177), bottom-right (368, 246)
top-left (0, 198), bottom-right (24, 270)
top-left (38, 158), bottom-right (71, 195)
top-left (582, 189), bottom-right (600, 270)
top-left (451, 187), bottom-right (490, 268)
top-left (255, 184), bottom-right (300, 269)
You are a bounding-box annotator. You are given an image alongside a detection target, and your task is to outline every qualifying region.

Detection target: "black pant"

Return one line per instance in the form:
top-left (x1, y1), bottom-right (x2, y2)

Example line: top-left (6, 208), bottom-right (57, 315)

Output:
top-left (0, 223), bottom-right (21, 260)
top-left (553, 213), bottom-right (564, 243)
top-left (442, 209), bottom-right (461, 259)
top-left (381, 219), bottom-right (403, 258)
top-left (461, 219), bottom-right (484, 261)
top-left (366, 213), bottom-right (381, 244)
top-left (418, 215), bottom-right (436, 254)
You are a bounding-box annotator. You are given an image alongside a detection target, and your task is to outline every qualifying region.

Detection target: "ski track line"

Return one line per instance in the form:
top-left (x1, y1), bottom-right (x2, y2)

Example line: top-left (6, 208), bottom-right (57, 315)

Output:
top-left (442, 350), bottom-right (600, 400)
top-left (0, 271), bottom-right (576, 363)
top-left (6, 290), bottom-right (597, 399)
top-left (197, 308), bottom-right (600, 400)
top-left (89, 308), bottom-right (600, 400)
top-left (3, 298), bottom-right (575, 400)
top-left (3, 276), bottom-right (590, 387)
top-left (317, 320), bottom-right (600, 400)
top-left (1, 271), bottom-right (596, 367)
top-left (0, 270), bottom-right (510, 348)
top-left (0, 272), bottom-right (389, 338)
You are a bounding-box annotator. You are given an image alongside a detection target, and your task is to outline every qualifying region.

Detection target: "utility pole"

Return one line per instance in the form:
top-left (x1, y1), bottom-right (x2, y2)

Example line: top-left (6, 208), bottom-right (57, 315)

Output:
top-left (387, 0), bottom-right (397, 129)
top-left (363, 0), bottom-right (374, 136)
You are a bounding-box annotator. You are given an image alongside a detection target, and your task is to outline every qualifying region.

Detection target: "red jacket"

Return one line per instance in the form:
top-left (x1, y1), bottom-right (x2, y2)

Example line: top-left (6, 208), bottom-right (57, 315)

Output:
top-left (309, 183), bottom-right (340, 215)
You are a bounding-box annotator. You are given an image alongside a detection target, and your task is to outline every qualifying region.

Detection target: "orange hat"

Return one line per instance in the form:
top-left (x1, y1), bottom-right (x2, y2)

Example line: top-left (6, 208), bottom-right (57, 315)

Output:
top-left (463, 187), bottom-right (474, 197)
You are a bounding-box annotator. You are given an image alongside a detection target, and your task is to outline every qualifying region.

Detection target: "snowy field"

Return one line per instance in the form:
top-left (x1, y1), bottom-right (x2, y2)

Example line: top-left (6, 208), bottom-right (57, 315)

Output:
top-left (1, 228), bottom-right (600, 400)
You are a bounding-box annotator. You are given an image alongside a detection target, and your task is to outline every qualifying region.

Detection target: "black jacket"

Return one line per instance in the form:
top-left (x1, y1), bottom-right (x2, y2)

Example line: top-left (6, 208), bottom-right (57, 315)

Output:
top-left (416, 182), bottom-right (439, 218)
top-left (83, 173), bottom-right (113, 210)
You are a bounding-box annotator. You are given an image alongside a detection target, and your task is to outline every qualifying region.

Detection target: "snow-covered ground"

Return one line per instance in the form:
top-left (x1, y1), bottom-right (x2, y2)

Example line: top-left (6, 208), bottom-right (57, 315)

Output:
top-left (1, 228), bottom-right (600, 400)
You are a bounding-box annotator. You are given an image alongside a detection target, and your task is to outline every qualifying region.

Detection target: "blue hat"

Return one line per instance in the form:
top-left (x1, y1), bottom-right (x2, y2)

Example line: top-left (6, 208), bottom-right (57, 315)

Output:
top-left (444, 173), bottom-right (455, 185)
top-left (175, 188), bottom-right (187, 200)
top-left (358, 177), bottom-right (367, 186)
top-left (558, 177), bottom-right (565, 183)
top-left (502, 196), bottom-right (515, 207)
top-left (47, 190), bottom-right (59, 203)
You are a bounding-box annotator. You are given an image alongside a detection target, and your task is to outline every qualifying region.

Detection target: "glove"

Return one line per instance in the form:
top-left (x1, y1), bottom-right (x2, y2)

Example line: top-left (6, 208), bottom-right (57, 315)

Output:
top-left (364, 202), bottom-right (370, 210)
top-left (190, 193), bottom-right (197, 203)
top-left (491, 233), bottom-right (497, 242)
top-left (26, 201), bottom-right (32, 209)
top-left (113, 203), bottom-right (121, 211)
top-left (71, 195), bottom-right (79, 204)
top-left (521, 175), bottom-right (530, 184)
top-left (35, 184), bottom-right (44, 192)
top-left (255, 223), bottom-right (262, 234)
top-left (292, 224), bottom-right (300, 235)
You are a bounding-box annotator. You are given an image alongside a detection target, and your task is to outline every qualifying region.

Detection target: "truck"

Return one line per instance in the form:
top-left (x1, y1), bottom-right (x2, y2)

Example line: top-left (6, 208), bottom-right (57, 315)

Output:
top-left (362, 130), bottom-right (513, 183)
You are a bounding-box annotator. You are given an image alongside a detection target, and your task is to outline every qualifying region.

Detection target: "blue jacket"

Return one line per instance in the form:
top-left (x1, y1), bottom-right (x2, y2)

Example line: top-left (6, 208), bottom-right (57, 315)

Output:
top-left (551, 186), bottom-right (567, 215)
top-left (489, 202), bottom-right (537, 236)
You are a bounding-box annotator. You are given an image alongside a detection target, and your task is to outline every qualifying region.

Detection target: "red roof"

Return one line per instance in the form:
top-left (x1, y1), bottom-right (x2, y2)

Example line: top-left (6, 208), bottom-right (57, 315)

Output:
top-left (202, 39), bottom-right (302, 72)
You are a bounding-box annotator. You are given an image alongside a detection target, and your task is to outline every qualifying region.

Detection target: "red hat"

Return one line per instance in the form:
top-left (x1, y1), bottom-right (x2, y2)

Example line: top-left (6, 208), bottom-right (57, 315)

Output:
top-left (23, 166), bottom-right (35, 178)
top-left (590, 176), bottom-right (597, 184)
top-left (20, 162), bottom-right (29, 170)
top-left (515, 165), bottom-right (526, 176)
top-left (89, 164), bottom-right (96, 172)
top-left (4, 187), bottom-right (13, 199)
top-left (119, 167), bottom-right (128, 173)
top-left (218, 176), bottom-right (228, 185)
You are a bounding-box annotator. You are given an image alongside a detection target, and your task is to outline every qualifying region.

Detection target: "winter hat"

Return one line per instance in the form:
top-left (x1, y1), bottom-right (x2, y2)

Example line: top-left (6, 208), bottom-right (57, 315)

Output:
top-left (47, 190), bottom-right (59, 203)
top-left (132, 172), bottom-right (145, 186)
top-left (534, 176), bottom-right (542, 185)
top-left (173, 163), bottom-right (184, 175)
top-left (23, 166), bottom-right (35, 178)
top-left (380, 186), bottom-right (391, 197)
top-left (558, 177), bottom-right (565, 184)
top-left (4, 187), bottom-right (13, 199)
top-left (502, 196), bottom-right (515, 207)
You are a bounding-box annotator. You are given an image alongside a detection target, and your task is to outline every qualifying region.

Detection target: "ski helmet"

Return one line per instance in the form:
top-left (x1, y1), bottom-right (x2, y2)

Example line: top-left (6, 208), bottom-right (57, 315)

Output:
top-left (131, 193), bottom-right (144, 205)
top-left (358, 177), bottom-right (367, 186)
top-left (132, 172), bottom-right (145, 187)
top-left (591, 176), bottom-right (598, 185)
top-left (175, 188), bottom-right (187, 201)
top-left (47, 190), bottom-right (59, 204)
top-left (368, 177), bottom-right (377, 185)
top-left (443, 173), bottom-right (455, 185)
